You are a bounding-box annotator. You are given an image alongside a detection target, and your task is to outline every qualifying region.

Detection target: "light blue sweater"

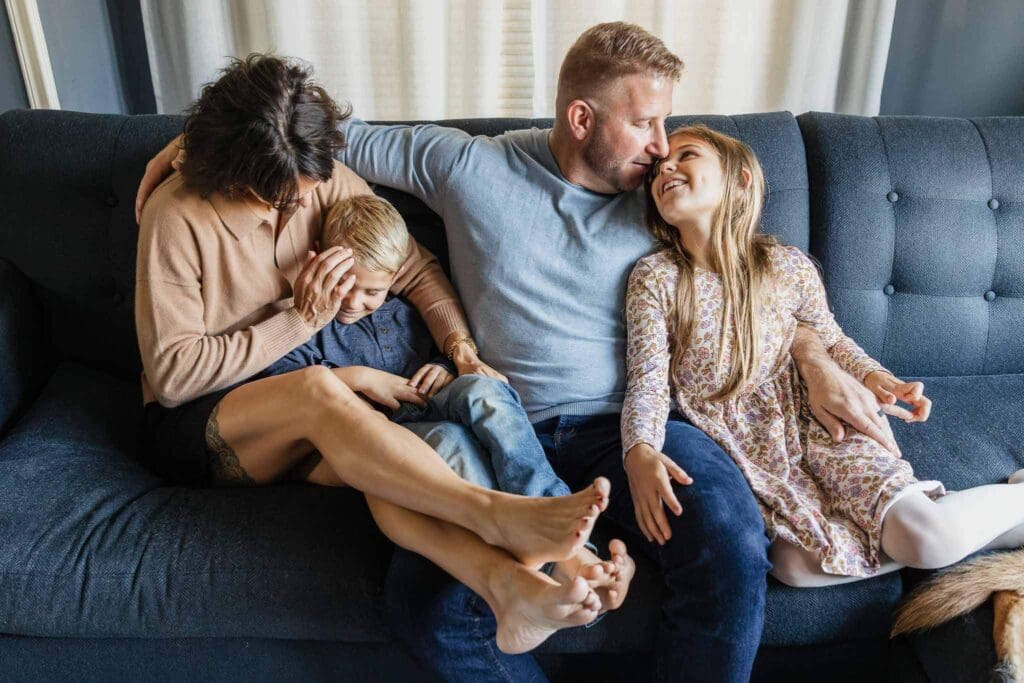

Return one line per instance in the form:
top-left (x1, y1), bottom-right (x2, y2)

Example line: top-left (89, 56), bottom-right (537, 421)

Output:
top-left (339, 121), bottom-right (657, 422)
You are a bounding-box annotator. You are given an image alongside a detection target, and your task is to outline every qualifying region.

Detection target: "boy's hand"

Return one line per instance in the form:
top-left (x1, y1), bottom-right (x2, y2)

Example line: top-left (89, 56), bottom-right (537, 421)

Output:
top-left (865, 371), bottom-right (931, 423)
top-left (409, 364), bottom-right (453, 398)
top-left (623, 443), bottom-right (692, 546)
top-left (358, 367), bottom-right (427, 410)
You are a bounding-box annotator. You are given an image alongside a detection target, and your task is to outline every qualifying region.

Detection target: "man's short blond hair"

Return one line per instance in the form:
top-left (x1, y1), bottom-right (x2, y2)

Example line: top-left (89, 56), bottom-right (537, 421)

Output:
top-left (321, 195), bottom-right (409, 274)
top-left (557, 22), bottom-right (683, 107)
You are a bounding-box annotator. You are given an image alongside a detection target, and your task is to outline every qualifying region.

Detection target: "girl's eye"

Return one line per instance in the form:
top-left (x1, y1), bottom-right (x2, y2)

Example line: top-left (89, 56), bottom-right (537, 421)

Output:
top-left (636, 121), bottom-right (651, 130)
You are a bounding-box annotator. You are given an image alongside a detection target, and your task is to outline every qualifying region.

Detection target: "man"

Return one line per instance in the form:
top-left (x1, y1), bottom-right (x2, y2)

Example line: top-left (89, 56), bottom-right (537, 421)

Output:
top-left (137, 22), bottom-right (899, 682)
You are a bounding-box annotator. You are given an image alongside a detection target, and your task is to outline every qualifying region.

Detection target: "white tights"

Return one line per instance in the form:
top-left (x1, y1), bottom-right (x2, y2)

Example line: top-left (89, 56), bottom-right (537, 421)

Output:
top-left (770, 480), bottom-right (1024, 588)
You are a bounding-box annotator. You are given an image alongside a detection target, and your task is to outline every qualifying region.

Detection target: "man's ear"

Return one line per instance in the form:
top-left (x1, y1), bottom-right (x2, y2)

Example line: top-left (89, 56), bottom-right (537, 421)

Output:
top-left (565, 99), bottom-right (596, 141)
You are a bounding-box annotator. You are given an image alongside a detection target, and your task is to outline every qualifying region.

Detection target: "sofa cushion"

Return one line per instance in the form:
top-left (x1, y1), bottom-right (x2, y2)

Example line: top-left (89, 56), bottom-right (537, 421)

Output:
top-left (0, 362), bottom-right (394, 641)
top-left (798, 112), bottom-right (1024, 379)
top-left (890, 374), bottom-right (1024, 487)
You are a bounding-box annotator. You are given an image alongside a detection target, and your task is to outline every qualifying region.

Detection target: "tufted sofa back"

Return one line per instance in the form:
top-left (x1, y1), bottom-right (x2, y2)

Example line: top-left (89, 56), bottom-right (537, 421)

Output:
top-left (799, 113), bottom-right (1024, 378)
top-left (0, 110), bottom-right (808, 381)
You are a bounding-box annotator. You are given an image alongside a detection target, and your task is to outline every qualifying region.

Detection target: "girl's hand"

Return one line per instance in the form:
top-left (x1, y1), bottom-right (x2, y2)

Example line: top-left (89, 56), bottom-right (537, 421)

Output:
top-left (623, 443), bottom-right (693, 545)
top-left (409, 364), bottom-right (453, 398)
top-left (357, 367), bottom-right (427, 410)
top-left (450, 341), bottom-right (509, 384)
top-left (865, 371), bottom-right (931, 423)
top-left (292, 247), bottom-right (355, 331)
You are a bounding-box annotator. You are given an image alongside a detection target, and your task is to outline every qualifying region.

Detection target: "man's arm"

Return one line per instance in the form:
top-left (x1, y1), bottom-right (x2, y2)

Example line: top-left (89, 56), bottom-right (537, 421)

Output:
top-left (791, 325), bottom-right (900, 455)
top-left (338, 119), bottom-right (474, 214)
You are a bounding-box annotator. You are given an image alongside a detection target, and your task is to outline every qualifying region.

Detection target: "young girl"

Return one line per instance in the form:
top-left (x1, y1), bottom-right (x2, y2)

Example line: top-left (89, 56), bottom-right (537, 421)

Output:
top-left (622, 124), bottom-right (1024, 586)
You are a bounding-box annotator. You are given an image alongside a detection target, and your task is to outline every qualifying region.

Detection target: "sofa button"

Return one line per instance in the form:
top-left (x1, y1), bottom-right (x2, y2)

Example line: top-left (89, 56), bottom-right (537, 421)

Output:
top-left (105, 195), bottom-right (119, 207)
top-left (887, 191), bottom-right (899, 203)
top-left (883, 284), bottom-right (895, 296)
top-left (988, 198), bottom-right (1000, 210)
top-left (985, 290), bottom-right (996, 302)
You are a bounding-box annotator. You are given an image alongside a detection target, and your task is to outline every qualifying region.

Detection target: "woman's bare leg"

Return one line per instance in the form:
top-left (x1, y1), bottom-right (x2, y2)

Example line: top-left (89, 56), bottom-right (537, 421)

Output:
top-left (209, 367), bottom-right (609, 565)
top-left (364, 494), bottom-right (601, 654)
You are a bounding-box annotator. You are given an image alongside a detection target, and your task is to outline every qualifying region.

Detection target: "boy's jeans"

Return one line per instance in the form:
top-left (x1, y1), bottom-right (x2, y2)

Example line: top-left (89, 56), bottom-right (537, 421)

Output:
top-left (393, 374), bottom-right (569, 498)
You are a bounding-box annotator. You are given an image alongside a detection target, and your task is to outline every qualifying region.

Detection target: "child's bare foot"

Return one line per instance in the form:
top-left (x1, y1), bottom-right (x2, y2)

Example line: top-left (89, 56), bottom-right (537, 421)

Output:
top-left (493, 565), bottom-right (602, 654)
top-left (488, 478), bottom-right (610, 567)
top-left (553, 539), bottom-right (635, 613)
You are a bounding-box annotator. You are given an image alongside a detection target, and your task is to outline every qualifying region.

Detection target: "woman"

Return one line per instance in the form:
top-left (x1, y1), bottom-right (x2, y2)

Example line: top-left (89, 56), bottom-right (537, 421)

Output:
top-left (135, 53), bottom-right (608, 653)
top-left (623, 124), bottom-right (1024, 586)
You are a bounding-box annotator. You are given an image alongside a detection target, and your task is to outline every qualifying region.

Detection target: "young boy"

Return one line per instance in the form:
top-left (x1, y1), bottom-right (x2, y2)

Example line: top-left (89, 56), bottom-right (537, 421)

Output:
top-left (262, 194), bottom-right (631, 605)
top-left (263, 194), bottom-right (570, 498)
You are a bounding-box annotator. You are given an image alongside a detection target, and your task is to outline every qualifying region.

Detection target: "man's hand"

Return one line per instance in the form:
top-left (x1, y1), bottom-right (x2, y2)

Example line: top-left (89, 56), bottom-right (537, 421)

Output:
top-left (135, 133), bottom-right (185, 223)
top-left (865, 371), bottom-right (931, 423)
top-left (450, 340), bottom-right (509, 383)
top-left (353, 367), bottom-right (427, 411)
top-left (623, 443), bottom-right (692, 546)
top-left (408, 364), bottom-right (453, 398)
top-left (792, 326), bottom-right (900, 455)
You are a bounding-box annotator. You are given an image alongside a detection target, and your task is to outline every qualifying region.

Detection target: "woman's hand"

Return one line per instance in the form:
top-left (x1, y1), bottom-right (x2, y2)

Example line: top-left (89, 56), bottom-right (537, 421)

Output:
top-left (292, 247), bottom-right (356, 331)
top-left (355, 367), bottom-right (427, 410)
top-left (135, 134), bottom-right (186, 222)
top-left (450, 340), bottom-right (509, 383)
top-left (865, 371), bottom-right (931, 423)
top-left (623, 443), bottom-right (692, 545)
top-left (409, 364), bottom-right (454, 398)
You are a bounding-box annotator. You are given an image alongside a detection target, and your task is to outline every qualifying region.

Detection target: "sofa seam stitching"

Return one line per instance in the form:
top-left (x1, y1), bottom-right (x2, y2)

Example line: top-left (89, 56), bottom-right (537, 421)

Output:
top-left (874, 117), bottom-right (896, 367)
top-left (968, 118), bottom-right (998, 375)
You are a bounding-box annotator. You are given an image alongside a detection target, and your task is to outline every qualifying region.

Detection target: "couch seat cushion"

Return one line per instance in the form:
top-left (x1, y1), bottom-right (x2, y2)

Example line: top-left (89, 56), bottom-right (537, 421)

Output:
top-left (0, 362), bottom-right (394, 640)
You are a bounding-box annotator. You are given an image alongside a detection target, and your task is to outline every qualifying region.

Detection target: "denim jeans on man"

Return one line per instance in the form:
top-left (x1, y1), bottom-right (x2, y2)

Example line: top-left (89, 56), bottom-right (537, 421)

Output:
top-left (394, 374), bottom-right (569, 499)
top-left (386, 411), bottom-right (771, 683)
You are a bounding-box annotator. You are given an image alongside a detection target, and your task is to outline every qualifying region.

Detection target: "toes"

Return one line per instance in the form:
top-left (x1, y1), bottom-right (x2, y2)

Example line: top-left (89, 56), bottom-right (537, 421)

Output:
top-left (563, 576), bottom-right (589, 603)
top-left (609, 538), bottom-right (627, 557)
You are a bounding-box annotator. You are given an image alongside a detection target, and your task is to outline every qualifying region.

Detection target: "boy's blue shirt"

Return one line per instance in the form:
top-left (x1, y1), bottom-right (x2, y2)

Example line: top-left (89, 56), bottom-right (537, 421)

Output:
top-left (262, 297), bottom-right (452, 380)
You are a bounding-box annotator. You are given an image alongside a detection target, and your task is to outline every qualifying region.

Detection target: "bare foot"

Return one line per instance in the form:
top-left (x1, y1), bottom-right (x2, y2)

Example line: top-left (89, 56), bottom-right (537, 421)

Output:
top-left (489, 478), bottom-right (610, 567)
top-left (493, 565), bottom-right (602, 654)
top-left (553, 539), bottom-right (635, 613)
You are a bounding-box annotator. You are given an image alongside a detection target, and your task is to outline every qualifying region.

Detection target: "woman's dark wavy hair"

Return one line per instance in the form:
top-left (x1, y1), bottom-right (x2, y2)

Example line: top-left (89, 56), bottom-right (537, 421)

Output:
top-left (180, 53), bottom-right (350, 210)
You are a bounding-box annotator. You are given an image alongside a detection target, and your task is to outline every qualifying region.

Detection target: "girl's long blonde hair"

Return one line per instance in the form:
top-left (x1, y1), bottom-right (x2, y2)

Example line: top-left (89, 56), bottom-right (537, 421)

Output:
top-left (644, 124), bottom-right (777, 401)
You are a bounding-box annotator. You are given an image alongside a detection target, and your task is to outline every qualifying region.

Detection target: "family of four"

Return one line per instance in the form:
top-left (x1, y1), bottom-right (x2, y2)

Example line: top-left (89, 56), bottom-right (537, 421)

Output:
top-left (133, 22), bottom-right (1024, 683)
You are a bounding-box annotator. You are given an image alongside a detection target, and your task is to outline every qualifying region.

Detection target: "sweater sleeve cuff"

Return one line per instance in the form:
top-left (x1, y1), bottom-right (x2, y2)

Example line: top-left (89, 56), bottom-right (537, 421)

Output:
top-left (257, 306), bottom-right (317, 360)
top-left (422, 302), bottom-right (471, 351)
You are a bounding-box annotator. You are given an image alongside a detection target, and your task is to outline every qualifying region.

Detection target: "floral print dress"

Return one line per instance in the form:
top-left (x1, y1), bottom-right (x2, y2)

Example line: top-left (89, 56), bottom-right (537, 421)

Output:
top-left (621, 245), bottom-right (943, 577)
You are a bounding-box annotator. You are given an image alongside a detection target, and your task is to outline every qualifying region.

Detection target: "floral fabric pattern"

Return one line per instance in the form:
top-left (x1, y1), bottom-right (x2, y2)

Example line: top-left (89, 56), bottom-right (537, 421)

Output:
top-left (621, 245), bottom-right (941, 577)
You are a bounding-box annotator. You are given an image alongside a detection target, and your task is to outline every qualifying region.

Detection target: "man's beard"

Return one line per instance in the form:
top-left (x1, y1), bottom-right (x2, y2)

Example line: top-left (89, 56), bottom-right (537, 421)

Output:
top-left (581, 135), bottom-right (639, 193)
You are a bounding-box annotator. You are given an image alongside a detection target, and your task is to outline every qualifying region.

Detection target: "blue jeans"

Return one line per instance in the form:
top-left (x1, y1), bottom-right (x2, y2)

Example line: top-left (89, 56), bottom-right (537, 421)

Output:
top-left (388, 411), bottom-right (771, 682)
top-left (394, 375), bottom-right (569, 498)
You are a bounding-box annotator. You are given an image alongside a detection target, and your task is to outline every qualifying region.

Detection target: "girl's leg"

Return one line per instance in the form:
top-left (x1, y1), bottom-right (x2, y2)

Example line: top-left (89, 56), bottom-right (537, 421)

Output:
top-left (881, 484), bottom-right (1024, 569)
top-left (768, 539), bottom-right (903, 588)
top-left (210, 366), bottom-right (608, 566)
top-left (364, 494), bottom-right (601, 654)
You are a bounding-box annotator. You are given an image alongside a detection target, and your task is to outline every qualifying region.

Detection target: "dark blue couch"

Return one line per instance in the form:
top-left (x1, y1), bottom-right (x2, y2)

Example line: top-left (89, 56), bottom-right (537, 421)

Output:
top-left (1, 109), bottom-right (1020, 682)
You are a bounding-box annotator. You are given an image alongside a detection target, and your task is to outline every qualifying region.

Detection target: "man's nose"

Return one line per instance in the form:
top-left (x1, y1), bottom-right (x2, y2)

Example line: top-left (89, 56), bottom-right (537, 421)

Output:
top-left (648, 123), bottom-right (670, 160)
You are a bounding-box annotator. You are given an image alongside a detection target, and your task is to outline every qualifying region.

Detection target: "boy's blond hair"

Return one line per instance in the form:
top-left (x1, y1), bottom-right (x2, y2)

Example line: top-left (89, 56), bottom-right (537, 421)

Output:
top-left (321, 194), bottom-right (409, 273)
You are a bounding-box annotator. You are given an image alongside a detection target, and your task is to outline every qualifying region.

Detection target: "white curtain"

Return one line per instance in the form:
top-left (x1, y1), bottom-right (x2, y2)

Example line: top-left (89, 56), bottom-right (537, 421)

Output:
top-left (141, 0), bottom-right (896, 119)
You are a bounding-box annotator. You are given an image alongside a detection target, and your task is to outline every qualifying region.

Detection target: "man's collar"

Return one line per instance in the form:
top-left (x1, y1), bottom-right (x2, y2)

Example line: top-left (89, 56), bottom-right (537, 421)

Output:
top-left (208, 191), bottom-right (272, 240)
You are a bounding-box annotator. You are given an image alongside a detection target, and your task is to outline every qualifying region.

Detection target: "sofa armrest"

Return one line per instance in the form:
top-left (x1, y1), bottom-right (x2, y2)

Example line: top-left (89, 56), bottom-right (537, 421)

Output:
top-left (0, 258), bottom-right (43, 433)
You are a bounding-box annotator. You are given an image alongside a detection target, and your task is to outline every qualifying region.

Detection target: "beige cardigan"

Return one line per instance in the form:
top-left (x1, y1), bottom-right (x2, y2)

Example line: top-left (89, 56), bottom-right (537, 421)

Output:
top-left (136, 161), bottom-right (469, 407)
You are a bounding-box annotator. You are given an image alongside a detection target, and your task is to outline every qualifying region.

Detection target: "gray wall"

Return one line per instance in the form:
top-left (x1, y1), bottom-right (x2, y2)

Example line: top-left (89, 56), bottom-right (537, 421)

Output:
top-left (1, 6), bottom-right (29, 111)
top-left (31, 0), bottom-right (154, 114)
top-left (36, 0), bottom-right (127, 113)
top-left (881, 0), bottom-right (1024, 116)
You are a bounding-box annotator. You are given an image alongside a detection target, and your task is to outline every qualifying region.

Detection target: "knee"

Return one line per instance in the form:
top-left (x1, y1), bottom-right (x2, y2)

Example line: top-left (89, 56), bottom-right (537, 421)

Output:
top-left (769, 545), bottom-right (822, 588)
top-left (449, 374), bottom-right (514, 404)
top-left (296, 366), bottom-right (361, 411)
top-left (883, 501), bottom-right (957, 569)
